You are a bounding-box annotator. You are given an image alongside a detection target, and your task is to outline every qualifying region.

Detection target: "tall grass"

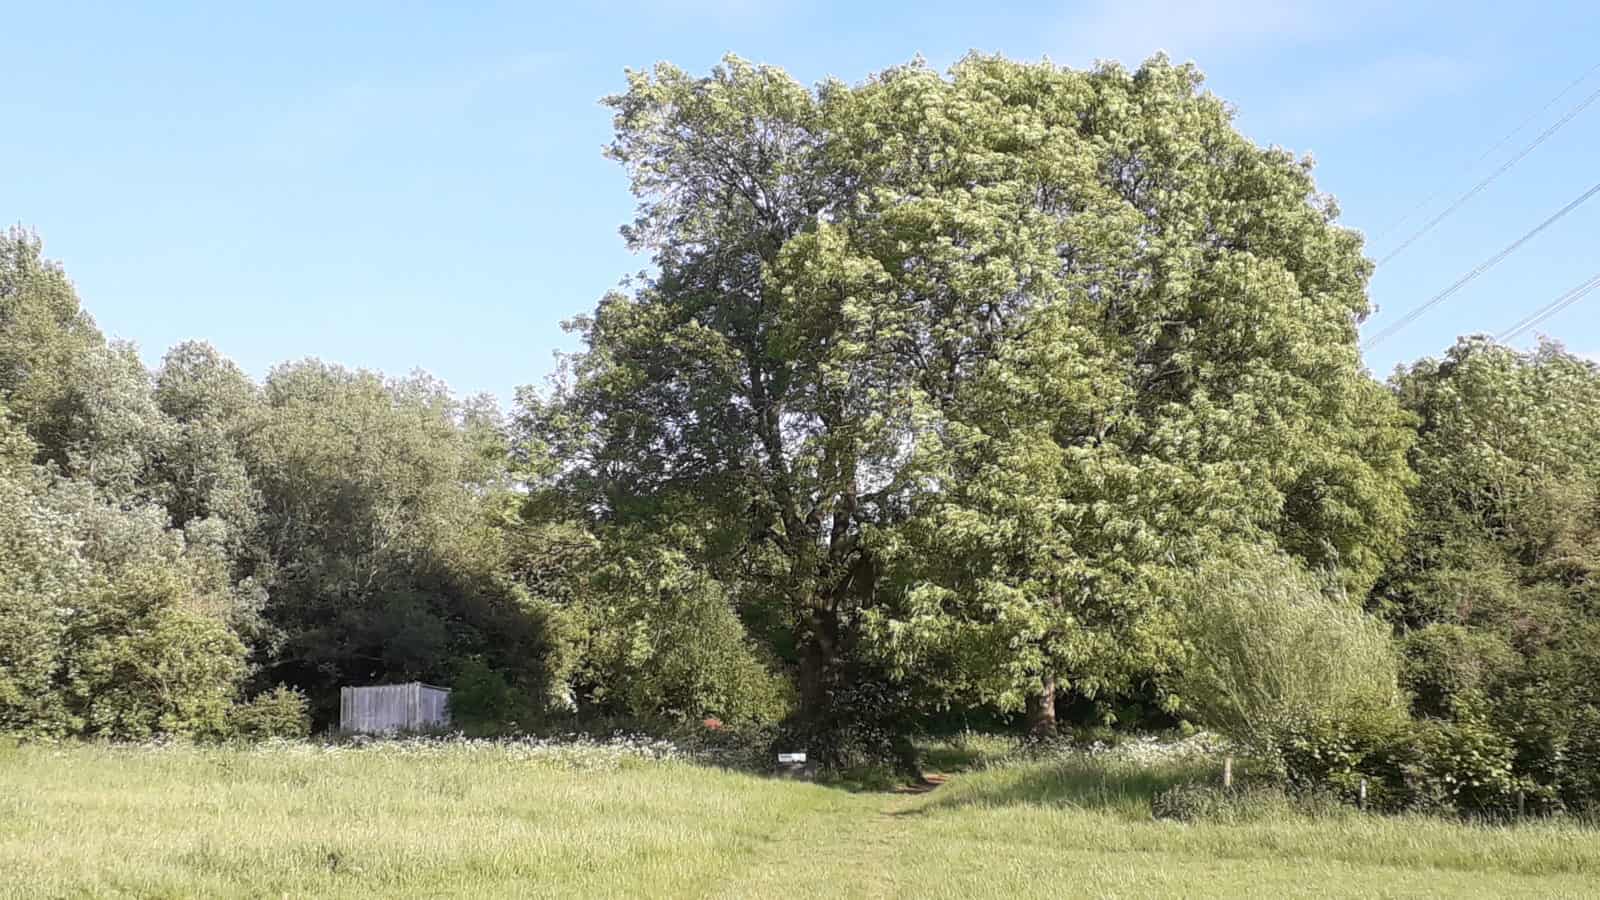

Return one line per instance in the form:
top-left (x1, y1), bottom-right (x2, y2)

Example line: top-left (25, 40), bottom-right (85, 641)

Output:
top-left (3, 738), bottom-right (1597, 898)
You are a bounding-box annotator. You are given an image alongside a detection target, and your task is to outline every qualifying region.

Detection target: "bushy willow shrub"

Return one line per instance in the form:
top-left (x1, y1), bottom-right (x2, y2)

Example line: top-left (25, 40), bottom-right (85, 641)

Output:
top-left (1176, 545), bottom-right (1410, 797)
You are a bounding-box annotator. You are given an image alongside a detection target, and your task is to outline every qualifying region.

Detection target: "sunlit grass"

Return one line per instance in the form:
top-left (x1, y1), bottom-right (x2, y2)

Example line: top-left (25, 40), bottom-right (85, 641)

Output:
top-left (2, 738), bottom-right (1597, 898)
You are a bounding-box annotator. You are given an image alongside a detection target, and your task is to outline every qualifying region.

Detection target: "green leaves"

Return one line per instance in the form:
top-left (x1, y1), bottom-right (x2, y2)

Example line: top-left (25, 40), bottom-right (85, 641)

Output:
top-left (528, 52), bottom-right (1414, 738)
top-left (244, 362), bottom-right (561, 713)
top-left (0, 466), bottom-right (251, 738)
top-left (1377, 339), bottom-right (1600, 812)
top-left (861, 54), bottom-right (1410, 715)
top-left (569, 542), bottom-right (792, 725)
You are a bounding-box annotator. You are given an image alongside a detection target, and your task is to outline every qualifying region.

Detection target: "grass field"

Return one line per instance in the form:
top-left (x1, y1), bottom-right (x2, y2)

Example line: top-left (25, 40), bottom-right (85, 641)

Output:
top-left (3, 737), bottom-right (1599, 898)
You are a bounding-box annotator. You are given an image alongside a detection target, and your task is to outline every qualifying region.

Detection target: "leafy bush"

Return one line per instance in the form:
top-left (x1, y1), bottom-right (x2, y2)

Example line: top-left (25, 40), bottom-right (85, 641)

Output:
top-left (1409, 709), bottom-right (1526, 816)
top-left (0, 474), bottom-right (251, 740)
top-left (65, 566), bottom-right (248, 740)
top-left (1400, 626), bottom-right (1518, 719)
top-left (448, 658), bottom-right (535, 732)
top-left (1517, 625), bottom-right (1600, 814)
top-left (230, 685), bottom-right (311, 739)
top-left (667, 718), bottom-right (783, 772)
top-left (572, 548), bottom-right (792, 726)
top-left (1270, 706), bottom-right (1421, 809)
top-left (1380, 340), bottom-right (1600, 816)
top-left (776, 655), bottom-right (922, 774)
top-left (1389, 623), bottom-right (1600, 816)
top-left (1175, 545), bottom-right (1409, 786)
top-left (0, 467), bottom-right (82, 736)
top-left (1555, 705), bottom-right (1600, 811)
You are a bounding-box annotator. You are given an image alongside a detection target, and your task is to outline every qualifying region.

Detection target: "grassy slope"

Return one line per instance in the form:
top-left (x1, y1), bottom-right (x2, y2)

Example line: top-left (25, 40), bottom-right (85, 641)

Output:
top-left (2, 742), bottom-right (1598, 898)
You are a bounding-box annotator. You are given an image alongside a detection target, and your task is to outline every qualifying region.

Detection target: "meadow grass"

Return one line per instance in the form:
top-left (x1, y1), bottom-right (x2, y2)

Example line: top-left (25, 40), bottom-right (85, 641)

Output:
top-left (3, 737), bottom-right (1598, 898)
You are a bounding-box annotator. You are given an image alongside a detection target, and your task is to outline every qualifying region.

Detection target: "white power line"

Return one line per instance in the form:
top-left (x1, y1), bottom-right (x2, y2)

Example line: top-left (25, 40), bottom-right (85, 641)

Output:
top-left (1372, 61), bottom-right (1600, 244)
top-left (1496, 271), bottom-right (1600, 344)
top-left (1375, 83), bottom-right (1600, 267)
top-left (1362, 182), bottom-right (1600, 350)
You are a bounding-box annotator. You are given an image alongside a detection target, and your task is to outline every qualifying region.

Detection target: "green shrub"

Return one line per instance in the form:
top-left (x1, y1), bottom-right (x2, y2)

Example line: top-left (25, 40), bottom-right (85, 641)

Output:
top-left (1175, 545), bottom-right (1409, 790)
top-left (1401, 626), bottom-right (1518, 719)
top-left (1272, 706), bottom-right (1445, 812)
top-left (1409, 709), bottom-right (1525, 816)
top-left (573, 548), bottom-right (793, 726)
top-left (0, 472), bottom-right (80, 736)
top-left (775, 655), bottom-right (921, 774)
top-left (1556, 705), bottom-right (1600, 812)
top-left (449, 658), bottom-right (524, 731)
top-left (1519, 625), bottom-right (1600, 814)
top-left (1388, 621), bottom-right (1600, 816)
top-left (667, 718), bottom-right (783, 772)
top-left (64, 569), bottom-right (248, 740)
top-left (230, 686), bottom-right (311, 739)
top-left (1, 464), bottom-right (252, 741)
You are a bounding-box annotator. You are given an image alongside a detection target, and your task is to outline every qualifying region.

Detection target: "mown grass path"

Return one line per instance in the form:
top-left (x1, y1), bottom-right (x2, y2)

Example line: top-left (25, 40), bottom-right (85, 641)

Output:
top-left (709, 777), bottom-right (944, 899)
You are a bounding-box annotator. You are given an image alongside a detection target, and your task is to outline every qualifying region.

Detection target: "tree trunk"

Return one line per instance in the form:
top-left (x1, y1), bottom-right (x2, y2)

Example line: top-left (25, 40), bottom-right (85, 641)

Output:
top-left (1024, 675), bottom-right (1057, 738)
top-left (796, 608), bottom-right (839, 724)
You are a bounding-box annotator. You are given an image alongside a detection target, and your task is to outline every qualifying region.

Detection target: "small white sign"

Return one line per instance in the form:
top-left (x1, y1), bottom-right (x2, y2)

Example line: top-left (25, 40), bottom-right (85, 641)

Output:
top-left (777, 752), bottom-right (807, 763)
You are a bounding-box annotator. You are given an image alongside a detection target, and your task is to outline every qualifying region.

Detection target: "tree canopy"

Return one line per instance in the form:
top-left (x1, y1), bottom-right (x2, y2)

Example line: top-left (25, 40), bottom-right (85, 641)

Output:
top-left (522, 54), bottom-right (1413, 752)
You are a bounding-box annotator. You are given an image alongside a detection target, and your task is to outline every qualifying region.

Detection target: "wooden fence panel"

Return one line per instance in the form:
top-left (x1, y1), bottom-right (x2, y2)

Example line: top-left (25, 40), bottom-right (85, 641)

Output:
top-left (338, 682), bottom-right (451, 733)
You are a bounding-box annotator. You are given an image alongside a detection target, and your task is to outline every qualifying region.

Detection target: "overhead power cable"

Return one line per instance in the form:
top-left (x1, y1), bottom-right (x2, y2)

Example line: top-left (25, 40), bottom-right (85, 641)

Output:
top-left (1372, 61), bottom-right (1600, 244)
top-left (1496, 271), bottom-right (1600, 344)
top-left (1362, 181), bottom-right (1600, 350)
top-left (1375, 83), bottom-right (1600, 267)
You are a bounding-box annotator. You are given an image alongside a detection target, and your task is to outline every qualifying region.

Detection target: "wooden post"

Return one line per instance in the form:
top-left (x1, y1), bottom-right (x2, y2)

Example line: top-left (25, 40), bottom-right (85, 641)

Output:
top-left (1518, 790), bottom-right (1526, 819)
top-left (1222, 756), bottom-right (1233, 790)
top-left (1358, 778), bottom-right (1368, 811)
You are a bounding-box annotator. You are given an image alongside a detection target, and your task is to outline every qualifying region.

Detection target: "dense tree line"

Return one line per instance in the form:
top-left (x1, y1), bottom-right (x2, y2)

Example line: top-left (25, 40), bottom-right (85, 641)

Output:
top-left (4, 54), bottom-right (1600, 814)
top-left (0, 230), bottom-right (560, 735)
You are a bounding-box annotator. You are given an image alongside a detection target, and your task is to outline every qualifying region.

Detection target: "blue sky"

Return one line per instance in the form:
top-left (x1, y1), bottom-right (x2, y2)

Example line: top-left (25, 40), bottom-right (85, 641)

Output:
top-left (7, 1), bottom-right (1599, 404)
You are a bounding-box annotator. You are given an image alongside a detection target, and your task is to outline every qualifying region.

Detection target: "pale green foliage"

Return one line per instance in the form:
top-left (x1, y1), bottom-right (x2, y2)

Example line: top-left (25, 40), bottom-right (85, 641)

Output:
top-left (54, 341), bottom-right (172, 501)
top-left (155, 341), bottom-right (260, 426)
top-left (1175, 544), bottom-right (1406, 757)
top-left (0, 463), bottom-right (248, 738)
top-left (0, 236), bottom-right (577, 738)
top-left (0, 227), bottom-right (105, 466)
top-left (0, 237), bottom-right (255, 738)
top-left (153, 342), bottom-right (273, 640)
top-left (0, 403), bottom-right (31, 475)
top-left (0, 229), bottom-right (178, 499)
top-left (65, 565), bottom-right (246, 739)
top-left (0, 455), bottom-right (86, 732)
top-left (46, 483), bottom-right (247, 739)
top-left (827, 54), bottom-right (1409, 714)
top-left (153, 343), bottom-right (265, 543)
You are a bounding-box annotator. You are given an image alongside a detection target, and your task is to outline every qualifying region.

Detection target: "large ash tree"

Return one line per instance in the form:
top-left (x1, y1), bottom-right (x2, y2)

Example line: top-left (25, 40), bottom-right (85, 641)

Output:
top-left (525, 54), bottom-right (1410, 749)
